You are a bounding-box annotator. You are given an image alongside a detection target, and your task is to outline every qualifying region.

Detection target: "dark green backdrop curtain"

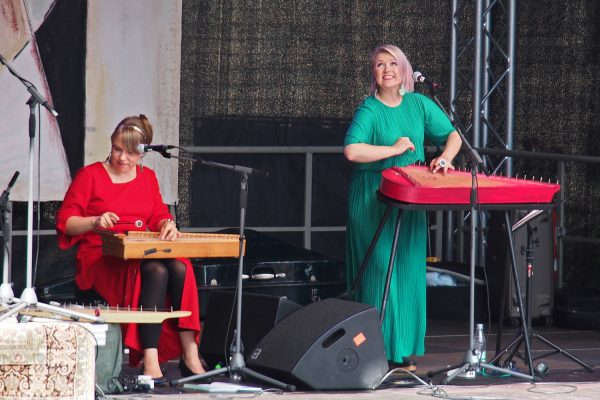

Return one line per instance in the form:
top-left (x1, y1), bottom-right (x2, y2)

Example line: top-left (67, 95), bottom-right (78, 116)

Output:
top-left (178, 1), bottom-right (600, 289)
top-left (176, 0), bottom-right (600, 289)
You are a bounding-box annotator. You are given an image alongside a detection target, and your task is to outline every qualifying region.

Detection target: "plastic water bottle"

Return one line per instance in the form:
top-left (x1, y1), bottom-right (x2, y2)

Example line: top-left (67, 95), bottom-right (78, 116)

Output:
top-left (473, 323), bottom-right (487, 371)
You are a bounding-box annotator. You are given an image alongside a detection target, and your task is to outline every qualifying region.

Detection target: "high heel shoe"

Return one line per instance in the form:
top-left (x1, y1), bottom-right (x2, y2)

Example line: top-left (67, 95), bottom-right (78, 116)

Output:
top-left (139, 365), bottom-right (169, 387)
top-left (179, 358), bottom-right (206, 378)
top-left (178, 358), bottom-right (194, 378)
top-left (150, 376), bottom-right (169, 387)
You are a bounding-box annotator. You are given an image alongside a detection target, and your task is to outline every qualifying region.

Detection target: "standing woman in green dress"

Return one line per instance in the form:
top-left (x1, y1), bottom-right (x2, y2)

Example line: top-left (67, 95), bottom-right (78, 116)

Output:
top-left (344, 44), bottom-right (462, 370)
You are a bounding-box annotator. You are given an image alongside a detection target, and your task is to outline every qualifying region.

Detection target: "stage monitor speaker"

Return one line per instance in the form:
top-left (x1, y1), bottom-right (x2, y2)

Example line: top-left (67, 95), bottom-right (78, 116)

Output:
top-left (247, 298), bottom-right (388, 390)
top-left (199, 290), bottom-right (302, 369)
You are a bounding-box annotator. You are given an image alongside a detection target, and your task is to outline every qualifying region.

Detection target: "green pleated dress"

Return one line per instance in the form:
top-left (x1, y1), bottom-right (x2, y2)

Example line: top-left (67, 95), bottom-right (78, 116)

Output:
top-left (344, 93), bottom-right (455, 361)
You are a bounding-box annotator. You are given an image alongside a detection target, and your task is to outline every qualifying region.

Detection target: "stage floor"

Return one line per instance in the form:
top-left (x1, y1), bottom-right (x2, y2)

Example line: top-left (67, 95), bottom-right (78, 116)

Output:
top-left (115, 318), bottom-right (600, 399)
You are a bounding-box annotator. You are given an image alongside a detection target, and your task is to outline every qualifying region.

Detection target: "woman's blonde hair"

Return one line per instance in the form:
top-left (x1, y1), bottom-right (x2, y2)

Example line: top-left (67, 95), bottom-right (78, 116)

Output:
top-left (369, 44), bottom-right (414, 95)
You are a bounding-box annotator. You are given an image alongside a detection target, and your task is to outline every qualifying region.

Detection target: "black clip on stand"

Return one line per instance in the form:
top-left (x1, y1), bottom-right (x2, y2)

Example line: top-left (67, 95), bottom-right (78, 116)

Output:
top-left (162, 150), bottom-right (295, 391)
top-left (0, 171), bottom-right (19, 305)
top-left (490, 215), bottom-right (593, 373)
top-left (0, 54), bottom-right (103, 323)
top-left (421, 80), bottom-right (536, 383)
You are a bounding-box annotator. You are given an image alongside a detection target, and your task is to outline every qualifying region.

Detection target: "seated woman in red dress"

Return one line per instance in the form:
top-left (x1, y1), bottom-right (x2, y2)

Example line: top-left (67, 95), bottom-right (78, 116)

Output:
top-left (56, 114), bottom-right (205, 384)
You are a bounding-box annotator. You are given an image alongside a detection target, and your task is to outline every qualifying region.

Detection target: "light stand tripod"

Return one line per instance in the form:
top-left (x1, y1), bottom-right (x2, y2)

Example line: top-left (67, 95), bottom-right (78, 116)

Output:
top-left (162, 151), bottom-right (294, 391)
top-left (489, 214), bottom-right (593, 373)
top-left (0, 54), bottom-right (102, 323)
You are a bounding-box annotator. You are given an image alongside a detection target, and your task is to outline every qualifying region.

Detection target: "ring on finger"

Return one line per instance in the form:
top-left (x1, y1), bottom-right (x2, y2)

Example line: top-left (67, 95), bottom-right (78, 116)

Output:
top-left (439, 159), bottom-right (447, 168)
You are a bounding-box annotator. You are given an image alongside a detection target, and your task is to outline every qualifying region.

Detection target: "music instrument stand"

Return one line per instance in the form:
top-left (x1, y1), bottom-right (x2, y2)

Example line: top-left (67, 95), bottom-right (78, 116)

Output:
top-left (489, 214), bottom-right (593, 372)
top-left (426, 85), bottom-right (538, 383)
top-left (349, 193), bottom-right (540, 382)
top-left (168, 157), bottom-right (294, 391)
top-left (0, 54), bottom-right (102, 323)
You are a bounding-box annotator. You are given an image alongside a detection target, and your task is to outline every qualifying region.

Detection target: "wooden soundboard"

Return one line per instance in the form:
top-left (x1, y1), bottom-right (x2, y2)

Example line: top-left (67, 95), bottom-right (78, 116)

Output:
top-left (1, 304), bottom-right (191, 324)
top-left (96, 230), bottom-right (243, 260)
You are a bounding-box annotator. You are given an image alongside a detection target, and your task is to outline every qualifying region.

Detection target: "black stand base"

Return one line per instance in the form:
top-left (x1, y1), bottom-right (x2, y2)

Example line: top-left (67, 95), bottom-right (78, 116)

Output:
top-left (491, 330), bottom-right (594, 373)
top-left (427, 349), bottom-right (536, 384)
top-left (170, 360), bottom-right (296, 391)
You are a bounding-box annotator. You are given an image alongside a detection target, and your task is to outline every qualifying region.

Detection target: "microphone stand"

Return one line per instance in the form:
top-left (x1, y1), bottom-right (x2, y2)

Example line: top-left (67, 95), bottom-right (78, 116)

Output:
top-left (0, 55), bottom-right (102, 323)
top-left (163, 150), bottom-right (293, 391)
top-left (0, 172), bottom-right (19, 304)
top-left (423, 85), bottom-right (535, 382)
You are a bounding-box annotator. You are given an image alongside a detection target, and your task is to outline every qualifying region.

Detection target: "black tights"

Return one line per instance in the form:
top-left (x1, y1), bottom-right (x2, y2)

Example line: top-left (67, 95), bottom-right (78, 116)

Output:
top-left (138, 259), bottom-right (187, 349)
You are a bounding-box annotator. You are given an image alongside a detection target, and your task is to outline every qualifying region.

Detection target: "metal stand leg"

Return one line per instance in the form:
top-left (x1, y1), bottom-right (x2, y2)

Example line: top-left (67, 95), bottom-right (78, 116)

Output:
top-left (380, 211), bottom-right (403, 323)
top-left (491, 219), bottom-right (593, 373)
top-left (0, 97), bottom-right (102, 324)
top-left (344, 206), bottom-right (393, 300)
top-left (170, 170), bottom-right (295, 391)
top-left (428, 206), bottom-right (536, 383)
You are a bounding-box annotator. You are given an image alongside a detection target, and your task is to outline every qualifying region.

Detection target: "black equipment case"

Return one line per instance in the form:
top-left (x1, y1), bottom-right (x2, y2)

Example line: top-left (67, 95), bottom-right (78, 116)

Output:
top-left (192, 229), bottom-right (346, 316)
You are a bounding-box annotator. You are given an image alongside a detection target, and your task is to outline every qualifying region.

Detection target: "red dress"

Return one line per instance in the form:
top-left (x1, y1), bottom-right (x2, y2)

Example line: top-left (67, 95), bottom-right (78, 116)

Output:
top-left (56, 162), bottom-right (200, 366)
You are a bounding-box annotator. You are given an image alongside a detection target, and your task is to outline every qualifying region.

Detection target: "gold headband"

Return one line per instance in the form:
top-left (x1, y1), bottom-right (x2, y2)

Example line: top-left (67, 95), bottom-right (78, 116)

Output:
top-left (120, 124), bottom-right (147, 143)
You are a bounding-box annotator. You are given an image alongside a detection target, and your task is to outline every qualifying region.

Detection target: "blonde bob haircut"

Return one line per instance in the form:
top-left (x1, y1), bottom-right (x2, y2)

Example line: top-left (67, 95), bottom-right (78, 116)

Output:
top-left (369, 44), bottom-right (415, 95)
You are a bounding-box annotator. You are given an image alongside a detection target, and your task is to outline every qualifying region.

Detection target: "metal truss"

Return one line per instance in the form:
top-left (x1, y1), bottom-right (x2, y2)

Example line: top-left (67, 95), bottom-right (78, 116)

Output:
top-left (443, 0), bottom-right (517, 262)
top-left (450, 0), bottom-right (516, 174)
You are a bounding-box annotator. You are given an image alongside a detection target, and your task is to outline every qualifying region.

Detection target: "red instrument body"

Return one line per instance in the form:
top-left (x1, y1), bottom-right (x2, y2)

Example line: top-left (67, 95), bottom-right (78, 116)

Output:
top-left (379, 165), bottom-right (560, 205)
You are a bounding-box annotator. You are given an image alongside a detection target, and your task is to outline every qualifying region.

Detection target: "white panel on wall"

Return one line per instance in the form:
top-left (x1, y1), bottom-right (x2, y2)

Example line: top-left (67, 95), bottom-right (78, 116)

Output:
top-left (0, 0), bottom-right (70, 201)
top-left (86, 0), bottom-right (182, 204)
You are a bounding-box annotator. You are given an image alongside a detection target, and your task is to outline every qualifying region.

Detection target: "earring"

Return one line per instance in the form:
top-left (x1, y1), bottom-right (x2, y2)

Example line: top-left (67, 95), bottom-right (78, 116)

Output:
top-left (106, 152), bottom-right (111, 164)
top-left (139, 156), bottom-right (144, 172)
top-left (399, 84), bottom-right (407, 96)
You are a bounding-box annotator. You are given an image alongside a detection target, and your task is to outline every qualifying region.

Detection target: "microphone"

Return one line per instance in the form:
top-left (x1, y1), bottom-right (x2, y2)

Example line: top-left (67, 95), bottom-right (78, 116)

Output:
top-left (413, 71), bottom-right (440, 92)
top-left (0, 171), bottom-right (19, 205)
top-left (136, 144), bottom-right (177, 153)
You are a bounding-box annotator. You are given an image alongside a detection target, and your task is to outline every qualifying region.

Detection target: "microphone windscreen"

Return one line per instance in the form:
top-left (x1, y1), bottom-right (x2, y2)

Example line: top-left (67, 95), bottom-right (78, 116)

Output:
top-left (136, 143), bottom-right (146, 154)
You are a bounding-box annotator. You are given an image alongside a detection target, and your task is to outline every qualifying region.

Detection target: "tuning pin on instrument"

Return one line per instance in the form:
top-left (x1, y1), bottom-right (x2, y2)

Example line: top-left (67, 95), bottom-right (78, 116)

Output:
top-left (532, 176), bottom-right (535, 181)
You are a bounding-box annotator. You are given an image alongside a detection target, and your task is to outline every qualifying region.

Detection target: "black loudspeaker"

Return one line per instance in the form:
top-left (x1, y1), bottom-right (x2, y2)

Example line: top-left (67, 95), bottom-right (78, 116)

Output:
top-left (199, 290), bottom-right (302, 369)
top-left (247, 298), bottom-right (388, 390)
